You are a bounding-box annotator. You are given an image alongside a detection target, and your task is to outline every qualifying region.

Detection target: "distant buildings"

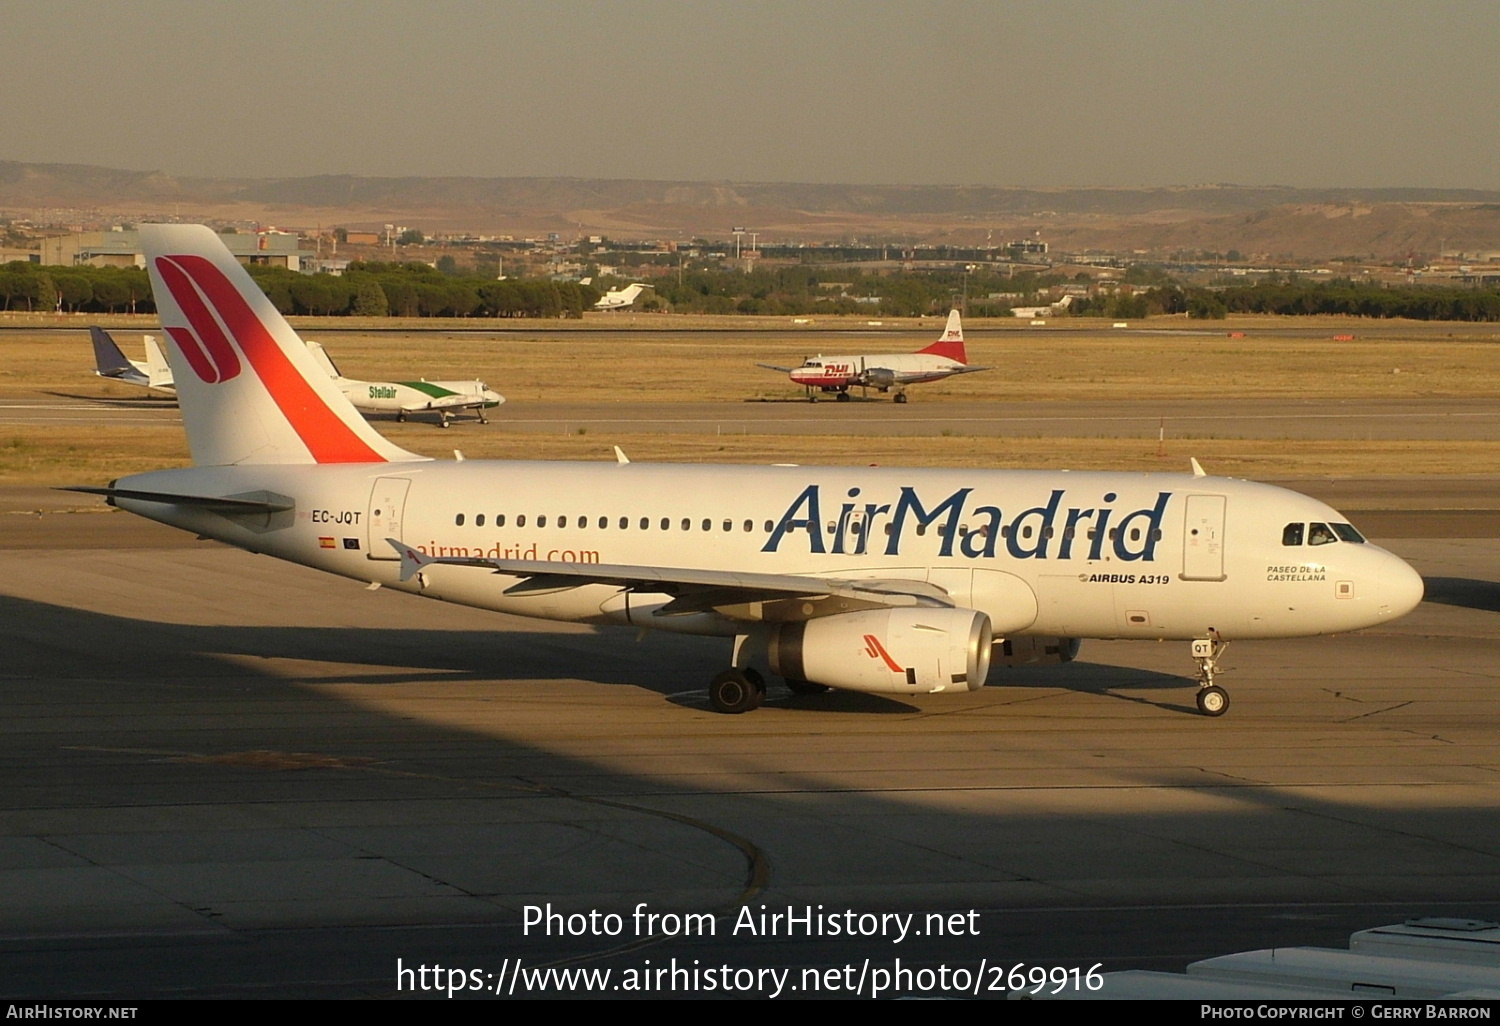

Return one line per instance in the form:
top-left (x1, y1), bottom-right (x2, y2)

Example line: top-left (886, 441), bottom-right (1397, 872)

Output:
top-left (38, 229), bottom-right (303, 270)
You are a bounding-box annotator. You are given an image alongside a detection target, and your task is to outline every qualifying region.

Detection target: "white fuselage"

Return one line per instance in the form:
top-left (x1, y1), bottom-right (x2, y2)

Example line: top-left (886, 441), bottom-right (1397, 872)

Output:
top-left (110, 462), bottom-right (1422, 643)
top-left (333, 378), bottom-right (502, 416)
top-left (790, 353), bottom-right (967, 389)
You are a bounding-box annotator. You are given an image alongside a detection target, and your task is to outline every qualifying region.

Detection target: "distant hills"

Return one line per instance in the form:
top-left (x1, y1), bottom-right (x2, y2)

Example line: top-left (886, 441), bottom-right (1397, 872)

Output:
top-left (5, 159), bottom-right (1500, 259)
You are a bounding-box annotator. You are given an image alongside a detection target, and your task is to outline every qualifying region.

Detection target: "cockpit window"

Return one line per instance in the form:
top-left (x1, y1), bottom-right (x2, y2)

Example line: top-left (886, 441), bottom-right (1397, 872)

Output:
top-left (1282, 522), bottom-right (1304, 546)
top-left (1308, 522), bottom-right (1337, 546)
top-left (1331, 522), bottom-right (1365, 543)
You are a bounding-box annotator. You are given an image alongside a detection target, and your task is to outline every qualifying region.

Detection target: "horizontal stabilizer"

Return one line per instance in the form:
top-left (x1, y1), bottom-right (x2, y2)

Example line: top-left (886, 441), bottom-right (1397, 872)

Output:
top-left (61, 485), bottom-right (294, 514)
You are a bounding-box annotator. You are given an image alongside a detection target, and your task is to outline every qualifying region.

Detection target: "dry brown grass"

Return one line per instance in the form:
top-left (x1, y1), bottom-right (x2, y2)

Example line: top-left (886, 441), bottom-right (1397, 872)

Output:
top-left (7, 314), bottom-right (1500, 405)
top-left (6, 313), bottom-right (1500, 487)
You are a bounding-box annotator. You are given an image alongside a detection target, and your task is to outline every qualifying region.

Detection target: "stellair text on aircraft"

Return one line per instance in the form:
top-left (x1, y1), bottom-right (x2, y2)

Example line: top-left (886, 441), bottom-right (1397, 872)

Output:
top-left (70, 225), bottom-right (1424, 716)
top-left (90, 325), bottom-right (502, 427)
top-left (758, 309), bottom-right (988, 403)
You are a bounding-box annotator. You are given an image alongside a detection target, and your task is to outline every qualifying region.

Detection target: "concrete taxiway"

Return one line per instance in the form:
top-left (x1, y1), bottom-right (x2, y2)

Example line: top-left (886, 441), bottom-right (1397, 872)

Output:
top-left (2, 493), bottom-right (1499, 997)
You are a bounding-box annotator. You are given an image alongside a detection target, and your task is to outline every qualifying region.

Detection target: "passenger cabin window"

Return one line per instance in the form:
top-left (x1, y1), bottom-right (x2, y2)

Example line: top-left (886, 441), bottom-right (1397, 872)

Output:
top-left (639, 517), bottom-right (650, 530)
top-left (660, 517), bottom-right (670, 531)
top-left (598, 517), bottom-right (608, 529)
top-left (455, 513), bottom-right (465, 526)
top-left (497, 515), bottom-right (506, 528)
top-left (538, 515), bottom-right (547, 528)
top-left (1309, 522), bottom-right (1337, 546)
top-left (517, 515), bottom-right (526, 528)
top-left (702, 519), bottom-right (712, 532)
top-left (682, 518), bottom-right (691, 531)
top-left (558, 516), bottom-right (567, 528)
top-left (619, 517), bottom-right (628, 529)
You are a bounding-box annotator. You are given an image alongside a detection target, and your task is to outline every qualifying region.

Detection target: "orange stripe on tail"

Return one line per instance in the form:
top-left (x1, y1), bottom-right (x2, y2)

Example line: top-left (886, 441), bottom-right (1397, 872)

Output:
top-left (156, 254), bottom-right (387, 464)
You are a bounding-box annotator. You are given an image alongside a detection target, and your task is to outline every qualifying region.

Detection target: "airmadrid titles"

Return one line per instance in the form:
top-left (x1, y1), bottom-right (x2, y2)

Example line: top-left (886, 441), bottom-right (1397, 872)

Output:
top-left (761, 484), bottom-right (1173, 563)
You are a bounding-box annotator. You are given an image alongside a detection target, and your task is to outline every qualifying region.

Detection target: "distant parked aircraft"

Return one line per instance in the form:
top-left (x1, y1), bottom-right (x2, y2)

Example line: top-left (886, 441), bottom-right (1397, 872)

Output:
top-left (304, 341), bottom-right (503, 428)
top-left (89, 327), bottom-right (174, 394)
top-left (758, 309), bottom-right (987, 403)
top-left (594, 283), bottom-right (652, 310)
top-left (90, 325), bottom-right (501, 428)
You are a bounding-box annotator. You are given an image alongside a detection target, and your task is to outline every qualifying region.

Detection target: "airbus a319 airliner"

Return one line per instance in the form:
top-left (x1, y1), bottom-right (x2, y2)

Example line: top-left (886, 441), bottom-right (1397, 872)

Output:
top-left (74, 225), bottom-right (1424, 716)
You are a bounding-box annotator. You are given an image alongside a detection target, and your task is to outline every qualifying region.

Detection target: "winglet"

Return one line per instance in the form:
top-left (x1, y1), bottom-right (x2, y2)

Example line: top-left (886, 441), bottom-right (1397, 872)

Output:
top-left (389, 538), bottom-right (430, 582)
top-left (614, 446), bottom-right (630, 464)
top-left (1190, 457), bottom-right (1206, 477)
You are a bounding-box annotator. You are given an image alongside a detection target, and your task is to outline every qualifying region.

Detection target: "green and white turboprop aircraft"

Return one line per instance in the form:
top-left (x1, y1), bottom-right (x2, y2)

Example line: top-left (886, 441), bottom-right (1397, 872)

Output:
top-left (304, 341), bottom-right (504, 428)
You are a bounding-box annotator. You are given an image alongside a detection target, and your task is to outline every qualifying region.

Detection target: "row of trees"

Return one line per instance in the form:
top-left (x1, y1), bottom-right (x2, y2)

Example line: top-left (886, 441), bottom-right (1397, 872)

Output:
top-left (247, 263), bottom-right (600, 318)
top-left (0, 261), bottom-right (600, 318)
top-left (641, 266), bottom-right (1077, 317)
top-left (10, 258), bottom-right (1500, 322)
top-left (0, 264), bottom-right (153, 313)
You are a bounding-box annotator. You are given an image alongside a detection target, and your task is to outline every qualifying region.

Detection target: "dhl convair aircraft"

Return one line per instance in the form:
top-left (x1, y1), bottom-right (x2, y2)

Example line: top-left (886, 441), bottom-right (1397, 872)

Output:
top-left (71, 225), bottom-right (1424, 717)
top-left (302, 340), bottom-right (503, 428)
top-left (758, 309), bottom-right (988, 403)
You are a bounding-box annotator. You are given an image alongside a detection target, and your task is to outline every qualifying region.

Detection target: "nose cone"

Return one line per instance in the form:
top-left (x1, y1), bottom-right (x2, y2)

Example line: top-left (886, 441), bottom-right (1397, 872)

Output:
top-left (1379, 549), bottom-right (1425, 621)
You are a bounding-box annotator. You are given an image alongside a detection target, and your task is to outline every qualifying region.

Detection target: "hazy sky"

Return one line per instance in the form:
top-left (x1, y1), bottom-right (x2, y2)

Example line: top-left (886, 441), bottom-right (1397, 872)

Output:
top-left (5, 0), bottom-right (1499, 189)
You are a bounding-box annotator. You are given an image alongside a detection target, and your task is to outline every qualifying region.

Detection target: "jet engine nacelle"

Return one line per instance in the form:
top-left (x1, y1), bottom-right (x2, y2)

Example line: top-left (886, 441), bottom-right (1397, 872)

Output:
top-left (769, 608), bottom-right (992, 695)
top-left (860, 367), bottom-right (897, 388)
top-left (991, 636), bottom-right (1082, 666)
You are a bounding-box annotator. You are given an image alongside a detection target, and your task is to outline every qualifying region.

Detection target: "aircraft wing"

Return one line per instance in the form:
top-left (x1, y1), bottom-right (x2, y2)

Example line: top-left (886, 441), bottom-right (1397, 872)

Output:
top-left (755, 362), bottom-right (797, 373)
top-left (945, 364), bottom-right (990, 375)
top-left (399, 394), bottom-right (495, 412)
top-left (389, 540), bottom-right (953, 620)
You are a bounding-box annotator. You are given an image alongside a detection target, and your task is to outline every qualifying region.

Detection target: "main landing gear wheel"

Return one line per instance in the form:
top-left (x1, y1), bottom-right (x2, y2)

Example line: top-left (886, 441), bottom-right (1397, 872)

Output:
top-left (836, 392), bottom-right (852, 403)
top-left (396, 411), bottom-right (407, 423)
top-left (785, 677), bottom-right (830, 695)
top-left (438, 411), bottom-right (451, 429)
top-left (1196, 685), bottom-right (1229, 717)
top-left (893, 392), bottom-right (908, 404)
top-left (709, 668), bottom-right (765, 714)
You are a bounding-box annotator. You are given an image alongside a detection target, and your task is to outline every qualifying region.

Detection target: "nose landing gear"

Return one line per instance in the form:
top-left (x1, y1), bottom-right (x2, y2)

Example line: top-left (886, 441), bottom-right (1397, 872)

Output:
top-left (1191, 630), bottom-right (1230, 717)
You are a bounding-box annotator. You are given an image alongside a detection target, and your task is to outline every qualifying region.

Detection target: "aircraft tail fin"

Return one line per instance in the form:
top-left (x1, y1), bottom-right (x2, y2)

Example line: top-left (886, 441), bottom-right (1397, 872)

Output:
top-left (304, 339), bottom-right (344, 380)
top-left (89, 326), bottom-right (135, 378)
top-left (139, 224), bottom-right (426, 467)
top-left (141, 335), bottom-right (174, 389)
top-left (917, 309), bottom-right (968, 363)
